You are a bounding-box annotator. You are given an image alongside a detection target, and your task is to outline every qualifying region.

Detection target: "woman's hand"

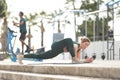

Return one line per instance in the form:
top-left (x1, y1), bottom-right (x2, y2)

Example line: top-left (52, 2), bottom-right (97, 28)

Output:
top-left (84, 57), bottom-right (94, 63)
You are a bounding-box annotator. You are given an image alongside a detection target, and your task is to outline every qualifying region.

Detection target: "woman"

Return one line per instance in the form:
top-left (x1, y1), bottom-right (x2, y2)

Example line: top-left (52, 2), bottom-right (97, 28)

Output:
top-left (18, 37), bottom-right (93, 64)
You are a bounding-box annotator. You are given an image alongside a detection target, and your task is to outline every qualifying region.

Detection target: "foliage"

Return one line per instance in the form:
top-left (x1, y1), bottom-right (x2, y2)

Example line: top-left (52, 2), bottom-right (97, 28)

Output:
top-left (79, 17), bottom-right (108, 41)
top-left (0, 0), bottom-right (7, 18)
top-left (25, 13), bottom-right (38, 25)
top-left (81, 0), bottom-right (104, 12)
top-left (65, 0), bottom-right (114, 41)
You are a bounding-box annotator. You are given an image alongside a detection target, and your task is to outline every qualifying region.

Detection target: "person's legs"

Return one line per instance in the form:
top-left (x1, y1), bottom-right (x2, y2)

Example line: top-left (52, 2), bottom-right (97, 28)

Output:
top-left (19, 32), bottom-right (32, 53)
top-left (24, 38), bottom-right (76, 61)
top-left (19, 39), bottom-right (23, 54)
top-left (24, 50), bottom-right (60, 59)
top-left (63, 38), bottom-right (75, 57)
top-left (24, 38), bottom-right (81, 63)
top-left (24, 39), bottom-right (66, 59)
top-left (19, 33), bottom-right (26, 54)
top-left (60, 38), bottom-right (80, 63)
top-left (18, 32), bottom-right (27, 64)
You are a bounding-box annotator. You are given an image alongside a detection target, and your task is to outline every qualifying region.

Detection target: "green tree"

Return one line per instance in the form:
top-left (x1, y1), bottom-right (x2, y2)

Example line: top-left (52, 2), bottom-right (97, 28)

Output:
top-left (39, 20), bottom-right (45, 47)
top-left (65, 0), bottom-right (110, 41)
top-left (47, 9), bottom-right (65, 33)
top-left (80, 0), bottom-right (115, 41)
top-left (0, 0), bottom-right (7, 52)
top-left (25, 13), bottom-right (38, 49)
top-left (0, 0), bottom-right (7, 18)
top-left (25, 11), bottom-right (46, 48)
top-left (65, 0), bottom-right (79, 41)
top-left (79, 17), bottom-right (108, 41)
top-left (80, 0), bottom-right (104, 41)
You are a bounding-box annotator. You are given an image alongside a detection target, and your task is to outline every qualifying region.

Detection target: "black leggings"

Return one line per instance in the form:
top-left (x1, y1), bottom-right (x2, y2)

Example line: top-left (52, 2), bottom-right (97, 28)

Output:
top-left (24, 38), bottom-right (75, 59)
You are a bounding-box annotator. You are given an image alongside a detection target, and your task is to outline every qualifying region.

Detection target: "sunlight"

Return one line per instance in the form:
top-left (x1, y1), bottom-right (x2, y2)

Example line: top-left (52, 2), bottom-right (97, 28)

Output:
top-left (6, 0), bottom-right (75, 51)
top-left (6, 0), bottom-right (65, 14)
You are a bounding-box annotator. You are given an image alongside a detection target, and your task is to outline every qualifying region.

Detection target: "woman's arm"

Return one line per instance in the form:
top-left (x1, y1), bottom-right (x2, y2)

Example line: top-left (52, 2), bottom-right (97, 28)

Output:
top-left (74, 45), bottom-right (94, 63)
top-left (77, 51), bottom-right (80, 60)
top-left (63, 44), bottom-right (80, 58)
top-left (74, 44), bottom-right (80, 59)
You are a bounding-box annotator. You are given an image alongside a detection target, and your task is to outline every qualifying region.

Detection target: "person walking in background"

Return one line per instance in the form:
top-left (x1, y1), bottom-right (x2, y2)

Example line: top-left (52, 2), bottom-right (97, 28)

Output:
top-left (13, 11), bottom-right (32, 63)
top-left (23, 37), bottom-right (94, 64)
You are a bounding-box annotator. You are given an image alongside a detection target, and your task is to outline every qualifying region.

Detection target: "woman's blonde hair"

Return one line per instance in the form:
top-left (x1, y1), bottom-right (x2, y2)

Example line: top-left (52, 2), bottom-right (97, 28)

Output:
top-left (81, 37), bottom-right (90, 43)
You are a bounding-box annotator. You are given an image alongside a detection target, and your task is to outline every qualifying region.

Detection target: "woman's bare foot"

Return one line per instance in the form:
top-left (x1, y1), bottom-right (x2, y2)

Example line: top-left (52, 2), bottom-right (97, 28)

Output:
top-left (17, 54), bottom-right (24, 64)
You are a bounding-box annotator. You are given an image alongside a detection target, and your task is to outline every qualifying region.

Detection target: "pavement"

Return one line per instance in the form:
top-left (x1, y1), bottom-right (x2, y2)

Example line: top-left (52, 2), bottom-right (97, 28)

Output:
top-left (0, 59), bottom-right (120, 80)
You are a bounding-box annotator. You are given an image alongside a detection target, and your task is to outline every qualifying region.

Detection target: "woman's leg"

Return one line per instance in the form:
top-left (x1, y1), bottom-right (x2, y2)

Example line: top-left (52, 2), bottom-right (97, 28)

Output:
top-left (64, 38), bottom-right (75, 57)
top-left (24, 50), bottom-right (60, 59)
top-left (64, 39), bottom-right (82, 63)
top-left (24, 38), bottom-right (75, 59)
top-left (52, 38), bottom-right (75, 57)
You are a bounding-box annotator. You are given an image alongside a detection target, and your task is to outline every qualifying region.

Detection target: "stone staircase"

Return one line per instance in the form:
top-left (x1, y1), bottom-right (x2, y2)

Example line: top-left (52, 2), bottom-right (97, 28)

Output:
top-left (0, 60), bottom-right (120, 80)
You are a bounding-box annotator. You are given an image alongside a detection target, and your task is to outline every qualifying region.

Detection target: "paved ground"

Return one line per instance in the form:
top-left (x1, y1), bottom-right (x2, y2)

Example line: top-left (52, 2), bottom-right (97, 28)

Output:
top-left (0, 58), bottom-right (120, 68)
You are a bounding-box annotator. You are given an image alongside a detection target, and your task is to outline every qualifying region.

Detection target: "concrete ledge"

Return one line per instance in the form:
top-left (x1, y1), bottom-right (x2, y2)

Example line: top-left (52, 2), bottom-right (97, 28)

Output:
top-left (0, 60), bottom-right (120, 79)
top-left (0, 64), bottom-right (119, 79)
top-left (0, 70), bottom-right (113, 80)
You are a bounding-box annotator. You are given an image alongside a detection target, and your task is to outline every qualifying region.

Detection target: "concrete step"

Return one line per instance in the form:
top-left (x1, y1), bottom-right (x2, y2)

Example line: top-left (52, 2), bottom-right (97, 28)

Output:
top-left (0, 60), bottom-right (120, 79)
top-left (0, 70), bottom-right (113, 80)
